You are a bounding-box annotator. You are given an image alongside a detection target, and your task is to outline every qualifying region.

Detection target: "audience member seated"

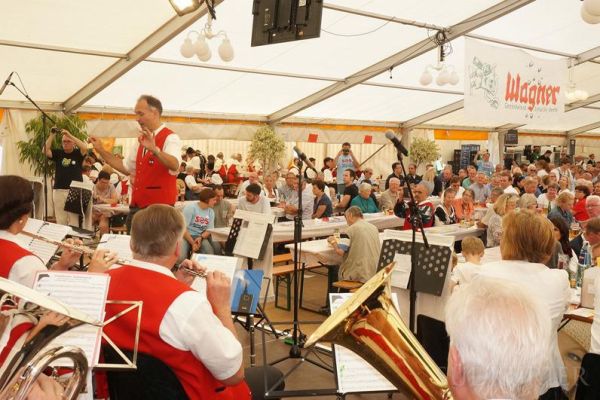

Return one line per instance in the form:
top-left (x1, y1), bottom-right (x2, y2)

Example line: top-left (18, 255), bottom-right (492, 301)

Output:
top-left (571, 217), bottom-right (600, 258)
top-left (327, 207), bottom-right (380, 283)
top-left (92, 170), bottom-right (120, 235)
top-left (522, 176), bottom-right (541, 197)
top-left (405, 163), bottom-right (422, 185)
top-left (592, 265), bottom-right (600, 355)
top-left (357, 167), bottom-right (377, 187)
top-left (584, 195), bottom-right (600, 220)
top-left (335, 170), bottom-right (359, 211)
top-left (435, 188), bottom-right (457, 225)
top-left (394, 183), bottom-right (434, 230)
top-left (518, 193), bottom-right (538, 212)
top-left (449, 236), bottom-right (485, 291)
top-left (237, 172), bottom-right (261, 199)
top-left (282, 178), bottom-right (313, 220)
top-left (212, 185), bottom-right (233, 228)
top-left (537, 183), bottom-right (559, 212)
top-left (278, 172), bottom-right (296, 201)
top-left (499, 171), bottom-right (519, 195)
top-left (421, 168), bottom-right (436, 196)
top-left (379, 177), bottom-right (402, 213)
top-left (350, 183), bottom-right (379, 214)
top-left (180, 189), bottom-right (221, 262)
top-left (103, 205), bottom-right (250, 399)
top-left (548, 216), bottom-right (578, 272)
top-left (184, 164), bottom-right (202, 200)
top-left (485, 194), bottom-right (518, 248)
top-left (448, 176), bottom-right (465, 198)
top-left (547, 191), bottom-right (575, 226)
top-left (0, 175), bottom-right (114, 287)
top-left (480, 211), bottom-right (570, 398)
top-left (445, 277), bottom-right (552, 400)
top-left (384, 162), bottom-right (403, 190)
top-left (469, 172), bottom-right (490, 205)
top-left (261, 174), bottom-right (279, 204)
top-left (454, 188), bottom-right (475, 221)
top-left (573, 185), bottom-right (591, 222)
top-left (238, 183), bottom-right (271, 215)
top-left (312, 180), bottom-right (333, 219)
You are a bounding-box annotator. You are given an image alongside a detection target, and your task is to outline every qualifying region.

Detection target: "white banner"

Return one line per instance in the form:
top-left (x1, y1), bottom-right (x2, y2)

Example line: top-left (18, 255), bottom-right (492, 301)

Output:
top-left (464, 38), bottom-right (567, 124)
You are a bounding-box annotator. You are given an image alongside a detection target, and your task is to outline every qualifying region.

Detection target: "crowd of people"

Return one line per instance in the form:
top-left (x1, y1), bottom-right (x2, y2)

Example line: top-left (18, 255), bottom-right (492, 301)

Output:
top-left (3, 93), bottom-right (600, 399)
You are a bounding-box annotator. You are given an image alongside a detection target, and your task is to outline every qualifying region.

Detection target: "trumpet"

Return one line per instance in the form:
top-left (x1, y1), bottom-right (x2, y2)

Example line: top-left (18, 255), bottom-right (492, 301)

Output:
top-left (21, 231), bottom-right (128, 265)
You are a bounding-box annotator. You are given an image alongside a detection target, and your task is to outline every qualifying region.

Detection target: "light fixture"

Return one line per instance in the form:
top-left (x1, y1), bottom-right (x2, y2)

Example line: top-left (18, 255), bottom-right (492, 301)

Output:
top-left (565, 58), bottom-right (589, 103)
top-left (180, 14), bottom-right (234, 62)
top-left (581, 0), bottom-right (600, 24)
top-left (169, 0), bottom-right (200, 16)
top-left (419, 31), bottom-right (459, 87)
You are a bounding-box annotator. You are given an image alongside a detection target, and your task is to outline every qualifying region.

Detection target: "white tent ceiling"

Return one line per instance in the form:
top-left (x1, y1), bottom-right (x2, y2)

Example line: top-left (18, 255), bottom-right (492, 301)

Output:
top-left (0, 0), bottom-right (599, 135)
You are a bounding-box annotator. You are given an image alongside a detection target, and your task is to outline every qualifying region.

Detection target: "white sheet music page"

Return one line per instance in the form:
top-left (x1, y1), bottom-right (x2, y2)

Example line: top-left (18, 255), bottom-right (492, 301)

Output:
top-left (329, 293), bottom-right (396, 394)
top-left (97, 234), bottom-right (133, 262)
top-left (233, 221), bottom-right (268, 259)
top-left (33, 271), bottom-right (109, 368)
top-left (20, 218), bottom-right (71, 265)
top-left (190, 254), bottom-right (242, 295)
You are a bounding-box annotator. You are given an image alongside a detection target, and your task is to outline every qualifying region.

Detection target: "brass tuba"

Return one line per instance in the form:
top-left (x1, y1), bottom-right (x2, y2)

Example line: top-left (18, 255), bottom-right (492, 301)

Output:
top-left (0, 277), bottom-right (99, 400)
top-left (305, 264), bottom-right (452, 400)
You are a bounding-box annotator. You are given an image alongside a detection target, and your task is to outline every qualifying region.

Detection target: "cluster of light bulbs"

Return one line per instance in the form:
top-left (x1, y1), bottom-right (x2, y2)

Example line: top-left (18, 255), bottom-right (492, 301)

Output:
top-left (180, 15), bottom-right (234, 62)
top-left (581, 0), bottom-right (600, 24)
top-left (419, 64), bottom-right (460, 86)
top-left (565, 58), bottom-right (589, 103)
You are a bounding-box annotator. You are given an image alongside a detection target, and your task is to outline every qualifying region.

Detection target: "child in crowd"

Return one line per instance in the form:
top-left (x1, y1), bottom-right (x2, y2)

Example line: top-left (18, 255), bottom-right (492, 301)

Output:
top-left (450, 236), bottom-right (485, 291)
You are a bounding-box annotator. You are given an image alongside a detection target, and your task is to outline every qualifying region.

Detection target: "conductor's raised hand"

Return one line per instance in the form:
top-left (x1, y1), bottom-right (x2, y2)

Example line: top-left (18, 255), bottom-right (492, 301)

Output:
top-left (89, 136), bottom-right (103, 151)
top-left (138, 126), bottom-right (157, 153)
top-left (206, 270), bottom-right (232, 317)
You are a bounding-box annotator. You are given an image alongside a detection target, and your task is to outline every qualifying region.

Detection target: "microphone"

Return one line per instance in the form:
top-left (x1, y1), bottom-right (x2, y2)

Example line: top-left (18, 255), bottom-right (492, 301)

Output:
top-left (0, 72), bottom-right (14, 96)
top-left (293, 146), bottom-right (316, 170)
top-left (385, 130), bottom-right (409, 157)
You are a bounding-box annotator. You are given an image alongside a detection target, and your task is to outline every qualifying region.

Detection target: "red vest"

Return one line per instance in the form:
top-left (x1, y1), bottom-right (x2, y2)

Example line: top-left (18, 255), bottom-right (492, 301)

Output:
top-left (120, 180), bottom-right (129, 196)
top-left (104, 266), bottom-right (250, 400)
top-left (131, 127), bottom-right (178, 208)
top-left (0, 239), bottom-right (35, 279)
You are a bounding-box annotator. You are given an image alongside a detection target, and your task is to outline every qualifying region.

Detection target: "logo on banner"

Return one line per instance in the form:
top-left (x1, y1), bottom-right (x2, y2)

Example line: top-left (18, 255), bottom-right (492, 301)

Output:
top-left (464, 38), bottom-right (566, 124)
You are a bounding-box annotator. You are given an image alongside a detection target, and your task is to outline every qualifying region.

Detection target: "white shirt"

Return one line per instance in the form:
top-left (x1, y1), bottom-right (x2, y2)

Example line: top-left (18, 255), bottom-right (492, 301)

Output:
top-left (480, 260), bottom-right (570, 392)
top-left (237, 180), bottom-right (261, 198)
top-left (184, 174), bottom-right (198, 190)
top-left (0, 230), bottom-right (47, 288)
top-left (537, 170), bottom-right (548, 178)
top-left (451, 261), bottom-right (480, 285)
top-left (503, 185), bottom-right (519, 195)
top-left (109, 260), bottom-right (243, 381)
top-left (237, 196), bottom-right (271, 215)
top-left (537, 193), bottom-right (557, 210)
top-left (592, 274), bottom-right (600, 354)
top-left (124, 124), bottom-right (182, 176)
top-left (323, 169), bottom-right (334, 183)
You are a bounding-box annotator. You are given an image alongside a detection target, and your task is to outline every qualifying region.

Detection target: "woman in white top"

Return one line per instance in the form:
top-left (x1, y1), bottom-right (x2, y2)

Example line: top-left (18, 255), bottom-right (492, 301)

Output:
top-left (261, 174), bottom-right (279, 204)
top-left (486, 193), bottom-right (518, 247)
top-left (480, 211), bottom-right (570, 397)
top-left (435, 188), bottom-right (457, 225)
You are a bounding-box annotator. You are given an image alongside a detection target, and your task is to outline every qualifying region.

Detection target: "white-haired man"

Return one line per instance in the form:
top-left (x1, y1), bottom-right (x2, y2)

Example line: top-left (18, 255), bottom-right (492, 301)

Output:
top-left (445, 277), bottom-right (551, 400)
top-left (379, 177), bottom-right (402, 213)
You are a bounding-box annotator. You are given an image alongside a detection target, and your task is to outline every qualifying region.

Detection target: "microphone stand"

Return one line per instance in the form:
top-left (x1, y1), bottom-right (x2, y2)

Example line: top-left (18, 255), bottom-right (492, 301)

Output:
top-left (395, 149), bottom-right (429, 333)
top-left (8, 82), bottom-right (57, 222)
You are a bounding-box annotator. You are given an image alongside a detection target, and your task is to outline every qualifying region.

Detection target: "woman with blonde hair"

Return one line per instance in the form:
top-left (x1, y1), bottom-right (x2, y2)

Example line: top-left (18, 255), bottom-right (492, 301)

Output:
top-left (421, 168), bottom-right (436, 196)
top-left (486, 193), bottom-right (518, 247)
top-left (518, 193), bottom-right (538, 211)
top-left (547, 191), bottom-right (575, 226)
top-left (480, 211), bottom-right (570, 398)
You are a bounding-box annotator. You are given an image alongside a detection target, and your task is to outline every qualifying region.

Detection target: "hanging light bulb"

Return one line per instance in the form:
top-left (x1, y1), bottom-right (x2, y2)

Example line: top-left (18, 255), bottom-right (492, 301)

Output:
top-left (581, 5), bottom-right (600, 24)
top-left (448, 70), bottom-right (460, 85)
top-left (436, 68), bottom-right (450, 86)
top-left (194, 35), bottom-right (211, 61)
top-left (575, 89), bottom-right (589, 101)
top-left (218, 37), bottom-right (234, 62)
top-left (419, 69), bottom-right (433, 86)
top-left (565, 91), bottom-right (577, 103)
top-left (180, 37), bottom-right (195, 58)
top-left (583, 0), bottom-right (600, 16)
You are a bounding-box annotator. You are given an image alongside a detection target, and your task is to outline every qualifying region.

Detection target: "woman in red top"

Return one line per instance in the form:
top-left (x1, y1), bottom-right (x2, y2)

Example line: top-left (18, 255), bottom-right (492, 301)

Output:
top-left (573, 185), bottom-right (591, 222)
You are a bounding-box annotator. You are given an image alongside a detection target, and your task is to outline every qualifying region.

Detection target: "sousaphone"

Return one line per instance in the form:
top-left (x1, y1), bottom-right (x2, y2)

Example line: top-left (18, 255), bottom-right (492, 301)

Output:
top-left (305, 264), bottom-right (452, 400)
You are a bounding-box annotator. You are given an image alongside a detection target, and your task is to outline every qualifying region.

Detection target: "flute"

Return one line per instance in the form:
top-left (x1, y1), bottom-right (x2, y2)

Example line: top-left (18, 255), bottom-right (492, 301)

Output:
top-left (21, 231), bottom-right (129, 265)
top-left (175, 265), bottom-right (207, 279)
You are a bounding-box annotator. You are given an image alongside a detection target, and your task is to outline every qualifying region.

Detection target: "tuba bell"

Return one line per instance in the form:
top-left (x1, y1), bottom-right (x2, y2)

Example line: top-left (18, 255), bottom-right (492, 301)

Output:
top-left (0, 277), bottom-right (98, 400)
top-left (305, 264), bottom-right (452, 400)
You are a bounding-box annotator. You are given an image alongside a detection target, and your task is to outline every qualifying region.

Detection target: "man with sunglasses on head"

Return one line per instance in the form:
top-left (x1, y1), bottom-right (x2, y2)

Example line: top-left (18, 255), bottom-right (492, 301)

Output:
top-left (335, 142), bottom-right (360, 194)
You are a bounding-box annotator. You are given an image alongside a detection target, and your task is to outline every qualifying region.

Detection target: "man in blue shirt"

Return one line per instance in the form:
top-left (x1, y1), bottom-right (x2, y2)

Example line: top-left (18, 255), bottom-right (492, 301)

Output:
top-left (475, 150), bottom-right (495, 177)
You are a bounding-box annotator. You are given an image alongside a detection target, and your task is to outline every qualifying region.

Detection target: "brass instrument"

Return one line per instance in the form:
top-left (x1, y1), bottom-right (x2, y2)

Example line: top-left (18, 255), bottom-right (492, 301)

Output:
top-left (21, 230), bottom-right (129, 265)
top-left (305, 264), bottom-right (452, 400)
top-left (0, 278), bottom-right (100, 399)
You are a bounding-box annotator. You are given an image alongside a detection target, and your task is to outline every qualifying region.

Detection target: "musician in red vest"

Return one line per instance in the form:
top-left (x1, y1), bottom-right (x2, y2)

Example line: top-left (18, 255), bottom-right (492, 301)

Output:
top-left (0, 175), bottom-right (114, 288)
top-left (103, 205), bottom-right (250, 399)
top-left (90, 94), bottom-right (182, 232)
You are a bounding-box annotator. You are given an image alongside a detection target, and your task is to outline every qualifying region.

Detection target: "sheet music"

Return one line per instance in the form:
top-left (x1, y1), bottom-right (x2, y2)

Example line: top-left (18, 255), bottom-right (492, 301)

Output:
top-left (190, 254), bottom-right (242, 297)
top-left (233, 221), bottom-right (268, 259)
top-left (33, 271), bottom-right (109, 368)
top-left (20, 218), bottom-right (72, 265)
top-left (329, 293), bottom-right (396, 394)
top-left (97, 234), bottom-right (133, 261)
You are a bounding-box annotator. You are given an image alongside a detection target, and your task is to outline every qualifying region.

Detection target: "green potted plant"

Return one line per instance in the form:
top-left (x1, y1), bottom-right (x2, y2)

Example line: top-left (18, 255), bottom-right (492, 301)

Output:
top-left (17, 114), bottom-right (88, 177)
top-left (248, 125), bottom-right (286, 175)
top-left (409, 136), bottom-right (441, 169)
